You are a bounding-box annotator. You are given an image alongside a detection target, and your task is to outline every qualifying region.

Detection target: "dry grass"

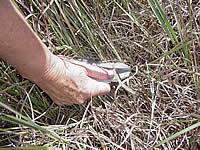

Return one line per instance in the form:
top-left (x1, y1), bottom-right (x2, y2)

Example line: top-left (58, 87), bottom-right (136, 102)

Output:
top-left (0, 0), bottom-right (200, 149)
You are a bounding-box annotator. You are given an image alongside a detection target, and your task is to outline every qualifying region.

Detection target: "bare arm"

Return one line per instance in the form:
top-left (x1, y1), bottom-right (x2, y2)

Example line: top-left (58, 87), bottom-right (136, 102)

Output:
top-left (0, 0), bottom-right (53, 81)
top-left (0, 0), bottom-right (113, 105)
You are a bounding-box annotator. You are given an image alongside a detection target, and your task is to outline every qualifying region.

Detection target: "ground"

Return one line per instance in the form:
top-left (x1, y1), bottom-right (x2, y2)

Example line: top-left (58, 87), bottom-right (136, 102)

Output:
top-left (0, 0), bottom-right (200, 149)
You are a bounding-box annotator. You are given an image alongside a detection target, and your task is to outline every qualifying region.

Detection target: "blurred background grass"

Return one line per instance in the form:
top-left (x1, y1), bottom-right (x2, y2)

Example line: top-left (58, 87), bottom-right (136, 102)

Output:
top-left (0, 0), bottom-right (200, 149)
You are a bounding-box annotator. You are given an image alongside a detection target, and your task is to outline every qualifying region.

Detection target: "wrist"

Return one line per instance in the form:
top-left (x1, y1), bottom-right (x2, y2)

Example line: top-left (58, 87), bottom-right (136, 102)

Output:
top-left (27, 53), bottom-right (67, 85)
top-left (18, 49), bottom-right (56, 83)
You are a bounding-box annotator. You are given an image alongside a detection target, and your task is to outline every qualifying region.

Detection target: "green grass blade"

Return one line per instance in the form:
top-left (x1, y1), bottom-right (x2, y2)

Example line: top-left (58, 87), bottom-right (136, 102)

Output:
top-left (150, 40), bottom-right (192, 64)
top-left (16, 146), bottom-right (49, 150)
top-left (147, 0), bottom-right (175, 44)
top-left (114, 0), bottom-right (165, 53)
top-left (150, 121), bottom-right (200, 149)
top-left (170, 3), bottom-right (183, 41)
top-left (78, 0), bottom-right (105, 59)
top-left (0, 114), bottom-right (48, 134)
top-left (0, 101), bottom-right (68, 144)
top-left (0, 80), bottom-right (29, 94)
top-left (154, 0), bottom-right (179, 44)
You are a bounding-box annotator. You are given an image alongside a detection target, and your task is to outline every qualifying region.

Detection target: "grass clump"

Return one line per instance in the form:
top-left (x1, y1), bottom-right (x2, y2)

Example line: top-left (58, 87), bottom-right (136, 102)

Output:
top-left (0, 0), bottom-right (200, 149)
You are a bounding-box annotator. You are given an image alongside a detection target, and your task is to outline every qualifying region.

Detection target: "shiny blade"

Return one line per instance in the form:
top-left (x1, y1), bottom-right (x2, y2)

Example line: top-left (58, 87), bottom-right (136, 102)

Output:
top-left (74, 57), bottom-right (130, 83)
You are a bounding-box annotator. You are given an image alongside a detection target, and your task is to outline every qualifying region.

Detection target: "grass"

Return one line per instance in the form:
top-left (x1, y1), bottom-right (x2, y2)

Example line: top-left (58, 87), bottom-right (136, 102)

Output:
top-left (0, 0), bottom-right (200, 149)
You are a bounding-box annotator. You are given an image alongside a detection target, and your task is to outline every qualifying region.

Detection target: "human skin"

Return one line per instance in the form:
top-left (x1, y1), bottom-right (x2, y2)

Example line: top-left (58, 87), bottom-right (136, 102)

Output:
top-left (0, 0), bottom-right (113, 105)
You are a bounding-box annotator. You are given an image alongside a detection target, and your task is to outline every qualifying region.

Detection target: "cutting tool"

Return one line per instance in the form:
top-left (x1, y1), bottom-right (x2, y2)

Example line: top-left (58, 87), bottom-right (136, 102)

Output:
top-left (74, 57), bottom-right (131, 83)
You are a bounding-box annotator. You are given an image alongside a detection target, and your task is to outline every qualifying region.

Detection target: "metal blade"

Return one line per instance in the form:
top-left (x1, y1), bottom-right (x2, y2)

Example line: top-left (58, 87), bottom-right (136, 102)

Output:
top-left (74, 58), bottom-right (130, 83)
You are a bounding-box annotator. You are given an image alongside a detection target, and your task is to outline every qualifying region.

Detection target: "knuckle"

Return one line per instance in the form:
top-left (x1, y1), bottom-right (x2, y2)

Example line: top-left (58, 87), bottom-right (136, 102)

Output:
top-left (76, 96), bottom-right (87, 104)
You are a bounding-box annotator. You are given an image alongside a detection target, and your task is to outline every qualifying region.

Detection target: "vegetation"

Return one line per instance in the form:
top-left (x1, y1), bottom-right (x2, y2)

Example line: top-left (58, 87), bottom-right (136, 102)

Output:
top-left (0, 0), bottom-right (200, 149)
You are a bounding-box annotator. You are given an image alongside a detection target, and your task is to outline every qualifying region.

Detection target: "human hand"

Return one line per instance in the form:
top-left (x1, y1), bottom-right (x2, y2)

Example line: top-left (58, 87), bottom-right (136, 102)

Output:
top-left (0, 1), bottom-right (113, 106)
top-left (34, 55), bottom-right (114, 105)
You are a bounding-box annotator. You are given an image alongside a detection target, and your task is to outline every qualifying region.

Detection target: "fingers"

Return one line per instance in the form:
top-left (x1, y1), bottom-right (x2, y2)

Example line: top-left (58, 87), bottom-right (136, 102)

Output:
top-left (86, 66), bottom-right (114, 80)
top-left (44, 55), bottom-right (112, 106)
top-left (84, 77), bottom-right (111, 97)
top-left (50, 75), bottom-right (111, 106)
top-left (59, 56), bottom-right (114, 80)
top-left (71, 59), bottom-right (114, 80)
top-left (53, 80), bottom-right (111, 105)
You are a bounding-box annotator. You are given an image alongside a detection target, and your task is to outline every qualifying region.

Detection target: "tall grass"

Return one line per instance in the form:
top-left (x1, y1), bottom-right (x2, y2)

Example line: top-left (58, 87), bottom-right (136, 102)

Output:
top-left (0, 0), bottom-right (200, 149)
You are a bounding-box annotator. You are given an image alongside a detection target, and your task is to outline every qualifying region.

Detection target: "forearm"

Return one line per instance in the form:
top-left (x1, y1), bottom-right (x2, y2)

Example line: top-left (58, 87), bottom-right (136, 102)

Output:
top-left (0, 1), bottom-right (113, 105)
top-left (0, 0), bottom-right (53, 81)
